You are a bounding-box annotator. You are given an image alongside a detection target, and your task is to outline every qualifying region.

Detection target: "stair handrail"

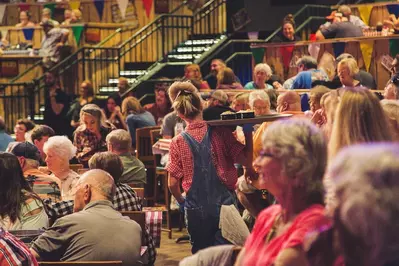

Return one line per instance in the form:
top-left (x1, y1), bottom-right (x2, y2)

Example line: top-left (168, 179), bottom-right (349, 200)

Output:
top-left (265, 4), bottom-right (332, 43)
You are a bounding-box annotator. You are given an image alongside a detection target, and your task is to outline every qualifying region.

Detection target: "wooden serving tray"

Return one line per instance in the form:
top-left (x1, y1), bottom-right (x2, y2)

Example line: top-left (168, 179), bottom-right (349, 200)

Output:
top-left (206, 114), bottom-right (293, 126)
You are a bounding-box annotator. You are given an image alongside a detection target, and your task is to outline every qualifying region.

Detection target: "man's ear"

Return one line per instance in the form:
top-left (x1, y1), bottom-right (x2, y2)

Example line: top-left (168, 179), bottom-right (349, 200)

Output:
top-left (283, 102), bottom-right (289, 112)
top-left (83, 184), bottom-right (91, 203)
top-left (33, 139), bottom-right (39, 147)
top-left (107, 143), bottom-right (113, 152)
top-left (17, 156), bottom-right (25, 168)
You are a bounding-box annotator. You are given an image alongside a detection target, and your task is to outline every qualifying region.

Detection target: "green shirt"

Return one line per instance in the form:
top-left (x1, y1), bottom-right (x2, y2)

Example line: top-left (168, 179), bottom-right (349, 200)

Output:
top-left (120, 153), bottom-right (147, 184)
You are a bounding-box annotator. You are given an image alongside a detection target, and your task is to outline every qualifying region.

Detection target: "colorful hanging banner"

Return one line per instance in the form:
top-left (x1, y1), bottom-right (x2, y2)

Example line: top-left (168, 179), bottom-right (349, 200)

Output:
top-left (387, 4), bottom-right (399, 17)
top-left (69, 1), bottom-right (81, 10)
top-left (117, 0), bottom-right (129, 19)
top-left (389, 39), bottom-right (399, 58)
top-left (308, 43), bottom-right (320, 60)
top-left (357, 5), bottom-right (374, 26)
top-left (71, 24), bottom-right (84, 45)
top-left (18, 3), bottom-right (30, 12)
top-left (0, 5), bottom-right (6, 25)
top-left (280, 45), bottom-right (294, 68)
top-left (359, 40), bottom-right (374, 72)
top-left (94, 0), bottom-right (105, 21)
top-left (143, 0), bottom-right (153, 18)
top-left (251, 47), bottom-right (265, 65)
top-left (22, 28), bottom-right (34, 41)
top-left (333, 42), bottom-right (345, 58)
top-left (44, 3), bottom-right (56, 17)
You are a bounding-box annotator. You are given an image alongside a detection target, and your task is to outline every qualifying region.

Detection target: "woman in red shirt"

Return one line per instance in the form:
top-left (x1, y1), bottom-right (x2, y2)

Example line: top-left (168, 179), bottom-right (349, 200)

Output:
top-left (236, 118), bottom-right (330, 266)
top-left (167, 81), bottom-right (254, 254)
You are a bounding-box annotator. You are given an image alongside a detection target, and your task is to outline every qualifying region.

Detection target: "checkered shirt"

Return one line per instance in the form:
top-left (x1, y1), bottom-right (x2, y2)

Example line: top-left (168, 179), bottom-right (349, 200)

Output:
top-left (44, 183), bottom-right (156, 265)
top-left (167, 121), bottom-right (245, 192)
top-left (0, 228), bottom-right (38, 266)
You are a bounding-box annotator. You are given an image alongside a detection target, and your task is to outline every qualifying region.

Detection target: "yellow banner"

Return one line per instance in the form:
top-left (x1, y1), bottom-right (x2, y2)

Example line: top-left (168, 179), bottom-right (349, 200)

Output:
top-left (357, 5), bottom-right (374, 26)
top-left (69, 1), bottom-right (81, 10)
top-left (360, 40), bottom-right (374, 72)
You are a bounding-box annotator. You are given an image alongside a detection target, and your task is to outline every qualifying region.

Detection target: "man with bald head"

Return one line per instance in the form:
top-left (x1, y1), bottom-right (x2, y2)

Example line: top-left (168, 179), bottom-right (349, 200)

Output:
top-left (30, 169), bottom-right (142, 265)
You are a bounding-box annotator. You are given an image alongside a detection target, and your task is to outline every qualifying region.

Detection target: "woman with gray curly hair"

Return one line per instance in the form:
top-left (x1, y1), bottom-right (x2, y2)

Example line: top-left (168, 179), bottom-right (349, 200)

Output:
top-left (327, 143), bottom-right (399, 266)
top-left (236, 118), bottom-right (330, 266)
top-left (44, 136), bottom-right (79, 200)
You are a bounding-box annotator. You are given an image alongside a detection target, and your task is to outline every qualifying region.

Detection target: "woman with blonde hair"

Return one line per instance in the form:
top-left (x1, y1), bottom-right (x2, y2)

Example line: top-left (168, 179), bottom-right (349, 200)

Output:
top-left (337, 58), bottom-right (361, 87)
top-left (381, 99), bottom-right (399, 141)
top-left (325, 88), bottom-right (392, 213)
top-left (166, 81), bottom-right (254, 253)
top-left (69, 80), bottom-right (101, 128)
top-left (73, 104), bottom-right (113, 166)
top-left (231, 92), bottom-right (250, 112)
top-left (184, 64), bottom-right (210, 90)
top-left (122, 96), bottom-right (156, 147)
top-left (328, 87), bottom-right (392, 159)
top-left (217, 67), bottom-right (243, 90)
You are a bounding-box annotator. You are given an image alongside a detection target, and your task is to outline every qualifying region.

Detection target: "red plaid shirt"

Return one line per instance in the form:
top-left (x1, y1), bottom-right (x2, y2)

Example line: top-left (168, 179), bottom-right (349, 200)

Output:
top-left (0, 228), bottom-right (38, 266)
top-left (167, 121), bottom-right (245, 192)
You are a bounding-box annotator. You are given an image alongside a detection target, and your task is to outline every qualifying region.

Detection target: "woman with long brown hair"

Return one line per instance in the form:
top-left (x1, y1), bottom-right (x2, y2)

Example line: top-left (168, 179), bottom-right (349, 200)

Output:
top-left (122, 96), bottom-right (156, 147)
top-left (0, 153), bottom-right (48, 230)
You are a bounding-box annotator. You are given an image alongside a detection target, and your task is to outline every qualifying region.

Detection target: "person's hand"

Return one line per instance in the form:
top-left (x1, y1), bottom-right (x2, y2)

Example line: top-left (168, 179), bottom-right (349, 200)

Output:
top-left (311, 109), bottom-right (326, 127)
top-left (176, 197), bottom-right (186, 213)
top-left (114, 106), bottom-right (121, 116)
top-left (272, 81), bottom-right (283, 90)
top-left (242, 123), bottom-right (255, 133)
top-left (244, 167), bottom-right (258, 184)
top-left (56, 42), bottom-right (64, 48)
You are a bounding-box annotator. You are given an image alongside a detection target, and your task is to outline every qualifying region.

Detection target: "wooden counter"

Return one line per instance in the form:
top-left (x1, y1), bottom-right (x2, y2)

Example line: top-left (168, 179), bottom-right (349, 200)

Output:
top-left (0, 55), bottom-right (43, 83)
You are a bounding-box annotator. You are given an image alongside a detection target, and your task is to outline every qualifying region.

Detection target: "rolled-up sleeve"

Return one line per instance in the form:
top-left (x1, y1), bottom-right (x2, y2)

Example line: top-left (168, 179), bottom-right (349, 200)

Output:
top-left (166, 140), bottom-right (183, 180)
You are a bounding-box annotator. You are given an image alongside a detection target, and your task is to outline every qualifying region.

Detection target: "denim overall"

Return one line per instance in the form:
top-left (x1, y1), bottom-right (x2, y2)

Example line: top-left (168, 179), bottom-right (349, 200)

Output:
top-left (181, 127), bottom-right (237, 254)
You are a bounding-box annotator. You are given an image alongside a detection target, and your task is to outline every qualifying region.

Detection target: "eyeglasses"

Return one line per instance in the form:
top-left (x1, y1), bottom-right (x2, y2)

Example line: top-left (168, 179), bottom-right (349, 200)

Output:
top-left (390, 75), bottom-right (399, 86)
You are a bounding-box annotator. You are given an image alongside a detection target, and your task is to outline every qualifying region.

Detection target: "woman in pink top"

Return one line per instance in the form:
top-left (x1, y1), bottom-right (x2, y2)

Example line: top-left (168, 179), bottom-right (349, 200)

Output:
top-left (236, 118), bottom-right (330, 266)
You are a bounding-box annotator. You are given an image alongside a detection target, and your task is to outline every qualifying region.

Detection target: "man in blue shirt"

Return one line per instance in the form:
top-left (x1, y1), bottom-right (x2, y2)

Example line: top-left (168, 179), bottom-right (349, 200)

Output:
top-left (0, 116), bottom-right (13, 151)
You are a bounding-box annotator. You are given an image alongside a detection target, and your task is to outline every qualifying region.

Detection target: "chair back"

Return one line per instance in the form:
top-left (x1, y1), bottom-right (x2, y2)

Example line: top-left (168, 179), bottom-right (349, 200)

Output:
top-left (39, 262), bottom-right (122, 265)
top-left (135, 126), bottom-right (161, 204)
top-left (120, 211), bottom-right (146, 242)
top-left (149, 129), bottom-right (163, 169)
top-left (70, 164), bottom-right (84, 173)
top-left (131, 187), bottom-right (145, 199)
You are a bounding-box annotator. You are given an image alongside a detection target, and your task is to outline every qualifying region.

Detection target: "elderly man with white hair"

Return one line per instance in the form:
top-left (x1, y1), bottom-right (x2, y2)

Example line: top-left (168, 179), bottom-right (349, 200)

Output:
top-left (244, 63), bottom-right (273, 90)
top-left (43, 136), bottom-right (79, 200)
top-left (30, 169), bottom-right (142, 264)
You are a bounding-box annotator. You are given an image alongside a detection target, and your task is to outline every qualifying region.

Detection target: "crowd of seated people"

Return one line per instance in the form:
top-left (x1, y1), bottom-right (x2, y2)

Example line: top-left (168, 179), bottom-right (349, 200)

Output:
top-left (2, 1), bottom-right (399, 264)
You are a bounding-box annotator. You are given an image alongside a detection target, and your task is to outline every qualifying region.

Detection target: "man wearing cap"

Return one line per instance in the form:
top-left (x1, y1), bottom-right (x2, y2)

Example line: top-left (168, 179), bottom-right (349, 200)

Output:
top-left (9, 142), bottom-right (60, 192)
top-left (40, 19), bottom-right (69, 69)
top-left (323, 6), bottom-right (366, 30)
top-left (316, 11), bottom-right (363, 40)
top-left (203, 90), bottom-right (234, 121)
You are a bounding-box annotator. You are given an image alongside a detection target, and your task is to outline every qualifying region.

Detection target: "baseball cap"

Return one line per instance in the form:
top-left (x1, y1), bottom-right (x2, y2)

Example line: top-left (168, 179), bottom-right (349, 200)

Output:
top-left (211, 90), bottom-right (228, 105)
top-left (9, 142), bottom-right (41, 161)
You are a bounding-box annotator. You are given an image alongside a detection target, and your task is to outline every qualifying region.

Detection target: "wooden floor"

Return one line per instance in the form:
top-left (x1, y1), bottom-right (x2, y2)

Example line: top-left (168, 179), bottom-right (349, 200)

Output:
top-left (155, 229), bottom-right (192, 266)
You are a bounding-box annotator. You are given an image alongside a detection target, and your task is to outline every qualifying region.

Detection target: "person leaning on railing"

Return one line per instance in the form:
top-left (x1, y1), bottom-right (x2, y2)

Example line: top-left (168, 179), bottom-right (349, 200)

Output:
top-left (271, 14), bottom-right (301, 43)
